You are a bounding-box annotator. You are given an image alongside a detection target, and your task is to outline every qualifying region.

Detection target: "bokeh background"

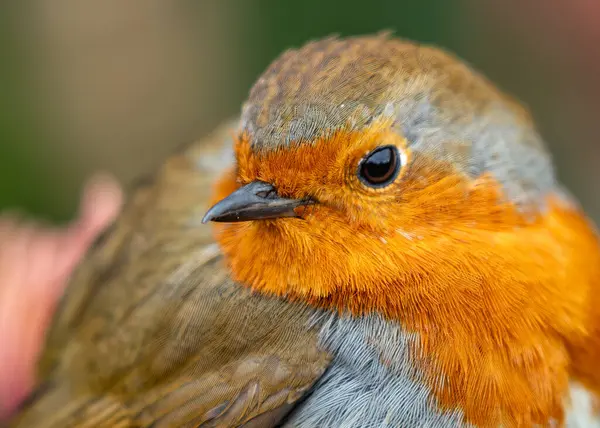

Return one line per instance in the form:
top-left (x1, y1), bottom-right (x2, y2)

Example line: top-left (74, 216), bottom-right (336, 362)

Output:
top-left (1, 0), bottom-right (598, 223)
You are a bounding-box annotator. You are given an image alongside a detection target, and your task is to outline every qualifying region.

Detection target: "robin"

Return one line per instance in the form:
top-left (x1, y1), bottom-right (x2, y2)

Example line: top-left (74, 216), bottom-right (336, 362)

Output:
top-left (8, 34), bottom-right (600, 427)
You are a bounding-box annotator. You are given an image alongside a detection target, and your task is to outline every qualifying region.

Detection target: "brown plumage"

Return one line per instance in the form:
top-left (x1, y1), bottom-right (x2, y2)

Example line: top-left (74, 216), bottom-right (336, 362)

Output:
top-left (10, 121), bottom-right (330, 427)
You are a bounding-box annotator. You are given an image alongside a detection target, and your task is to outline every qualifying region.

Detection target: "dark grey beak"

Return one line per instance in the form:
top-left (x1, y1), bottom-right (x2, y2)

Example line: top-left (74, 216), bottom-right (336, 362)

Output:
top-left (202, 181), bottom-right (312, 223)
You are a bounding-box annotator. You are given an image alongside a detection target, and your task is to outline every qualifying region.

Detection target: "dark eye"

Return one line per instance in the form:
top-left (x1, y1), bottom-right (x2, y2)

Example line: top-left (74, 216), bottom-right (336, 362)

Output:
top-left (358, 145), bottom-right (401, 188)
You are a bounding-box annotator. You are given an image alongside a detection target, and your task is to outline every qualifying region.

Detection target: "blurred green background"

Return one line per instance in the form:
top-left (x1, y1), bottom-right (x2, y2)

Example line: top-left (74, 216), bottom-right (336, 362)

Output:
top-left (1, 0), bottom-right (599, 223)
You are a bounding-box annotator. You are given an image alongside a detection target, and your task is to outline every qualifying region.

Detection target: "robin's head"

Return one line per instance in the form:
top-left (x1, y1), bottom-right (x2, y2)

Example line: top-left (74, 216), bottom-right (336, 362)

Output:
top-left (203, 34), bottom-right (583, 315)
top-left (204, 34), bottom-right (600, 425)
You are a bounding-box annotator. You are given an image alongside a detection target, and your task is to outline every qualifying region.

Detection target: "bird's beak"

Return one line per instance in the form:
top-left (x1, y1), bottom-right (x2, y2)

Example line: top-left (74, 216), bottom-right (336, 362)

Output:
top-left (202, 180), bottom-right (313, 223)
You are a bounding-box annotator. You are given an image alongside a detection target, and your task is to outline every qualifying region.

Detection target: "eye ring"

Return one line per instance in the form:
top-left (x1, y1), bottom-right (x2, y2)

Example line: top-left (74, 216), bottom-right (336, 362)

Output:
top-left (357, 145), bottom-right (402, 188)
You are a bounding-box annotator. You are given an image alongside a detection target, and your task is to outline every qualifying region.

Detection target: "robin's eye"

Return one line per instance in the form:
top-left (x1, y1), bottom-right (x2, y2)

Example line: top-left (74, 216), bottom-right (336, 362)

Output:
top-left (358, 145), bottom-right (401, 188)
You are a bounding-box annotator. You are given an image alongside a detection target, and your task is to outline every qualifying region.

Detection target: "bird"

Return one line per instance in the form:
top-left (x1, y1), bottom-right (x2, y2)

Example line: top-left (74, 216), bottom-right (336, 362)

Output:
top-left (9, 33), bottom-right (600, 427)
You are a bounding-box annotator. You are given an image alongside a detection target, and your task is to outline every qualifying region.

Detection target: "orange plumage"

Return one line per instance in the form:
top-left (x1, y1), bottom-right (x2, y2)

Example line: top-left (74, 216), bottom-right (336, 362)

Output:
top-left (212, 121), bottom-right (600, 427)
top-left (208, 36), bottom-right (600, 426)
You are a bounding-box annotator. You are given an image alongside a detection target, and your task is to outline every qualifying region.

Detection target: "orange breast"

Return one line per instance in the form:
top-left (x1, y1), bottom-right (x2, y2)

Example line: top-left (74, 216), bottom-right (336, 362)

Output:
top-left (210, 134), bottom-right (600, 427)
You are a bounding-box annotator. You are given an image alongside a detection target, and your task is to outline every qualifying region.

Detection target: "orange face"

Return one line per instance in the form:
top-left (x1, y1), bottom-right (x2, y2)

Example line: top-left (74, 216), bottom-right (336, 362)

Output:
top-left (206, 119), bottom-right (600, 426)
top-left (212, 120), bottom-right (549, 305)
